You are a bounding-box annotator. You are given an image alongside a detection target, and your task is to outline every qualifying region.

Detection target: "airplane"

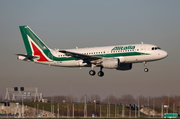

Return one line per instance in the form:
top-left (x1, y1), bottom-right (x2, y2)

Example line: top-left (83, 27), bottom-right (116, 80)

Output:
top-left (16, 25), bottom-right (168, 77)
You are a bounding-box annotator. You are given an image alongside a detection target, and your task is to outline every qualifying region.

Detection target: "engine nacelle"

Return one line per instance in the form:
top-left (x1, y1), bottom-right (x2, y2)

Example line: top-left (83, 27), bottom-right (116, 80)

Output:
top-left (102, 58), bottom-right (120, 69)
top-left (77, 61), bottom-right (87, 67)
top-left (116, 63), bottom-right (132, 70)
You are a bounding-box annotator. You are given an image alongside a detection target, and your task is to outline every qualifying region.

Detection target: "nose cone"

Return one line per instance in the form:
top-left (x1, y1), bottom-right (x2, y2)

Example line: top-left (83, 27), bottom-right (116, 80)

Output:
top-left (161, 50), bottom-right (168, 59)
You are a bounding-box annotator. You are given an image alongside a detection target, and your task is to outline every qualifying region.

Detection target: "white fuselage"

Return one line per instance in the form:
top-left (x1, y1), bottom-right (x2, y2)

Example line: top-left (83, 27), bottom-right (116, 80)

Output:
top-left (28, 44), bottom-right (167, 67)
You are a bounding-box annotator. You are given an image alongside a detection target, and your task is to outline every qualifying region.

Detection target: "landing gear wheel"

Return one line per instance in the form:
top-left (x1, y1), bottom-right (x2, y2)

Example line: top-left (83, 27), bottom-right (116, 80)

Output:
top-left (98, 71), bottom-right (104, 77)
top-left (89, 70), bottom-right (96, 76)
top-left (144, 68), bottom-right (149, 72)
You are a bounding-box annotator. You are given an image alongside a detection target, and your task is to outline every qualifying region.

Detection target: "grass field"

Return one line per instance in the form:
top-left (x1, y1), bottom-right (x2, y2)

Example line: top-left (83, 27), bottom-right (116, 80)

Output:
top-left (18, 101), bottom-right (179, 118)
top-left (22, 102), bottom-right (148, 118)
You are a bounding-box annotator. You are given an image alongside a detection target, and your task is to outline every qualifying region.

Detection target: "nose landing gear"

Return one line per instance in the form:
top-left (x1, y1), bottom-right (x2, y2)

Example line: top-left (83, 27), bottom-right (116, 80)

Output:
top-left (144, 68), bottom-right (149, 72)
top-left (143, 61), bottom-right (149, 72)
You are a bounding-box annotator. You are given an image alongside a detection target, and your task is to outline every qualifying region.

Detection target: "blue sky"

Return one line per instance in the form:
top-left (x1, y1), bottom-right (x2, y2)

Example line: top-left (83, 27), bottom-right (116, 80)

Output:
top-left (0, 0), bottom-right (180, 100)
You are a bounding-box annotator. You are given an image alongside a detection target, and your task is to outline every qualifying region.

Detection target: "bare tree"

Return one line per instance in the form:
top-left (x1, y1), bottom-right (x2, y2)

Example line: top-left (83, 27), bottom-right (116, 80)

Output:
top-left (120, 94), bottom-right (136, 104)
top-left (44, 95), bottom-right (66, 102)
top-left (163, 97), bottom-right (179, 107)
top-left (79, 95), bottom-right (90, 103)
top-left (102, 94), bottom-right (118, 104)
top-left (90, 94), bottom-right (101, 103)
top-left (0, 95), bottom-right (2, 101)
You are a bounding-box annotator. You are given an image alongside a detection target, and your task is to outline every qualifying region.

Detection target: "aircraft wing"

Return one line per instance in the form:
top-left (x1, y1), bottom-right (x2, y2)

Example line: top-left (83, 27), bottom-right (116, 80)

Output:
top-left (59, 50), bottom-right (102, 61)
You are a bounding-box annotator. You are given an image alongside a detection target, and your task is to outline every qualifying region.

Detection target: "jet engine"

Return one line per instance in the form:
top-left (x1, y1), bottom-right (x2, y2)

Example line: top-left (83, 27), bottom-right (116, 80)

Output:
top-left (102, 58), bottom-right (120, 69)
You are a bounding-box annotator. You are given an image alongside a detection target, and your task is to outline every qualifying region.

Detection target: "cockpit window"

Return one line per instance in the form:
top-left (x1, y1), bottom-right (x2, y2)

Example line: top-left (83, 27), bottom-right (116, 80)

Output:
top-left (152, 47), bottom-right (161, 50)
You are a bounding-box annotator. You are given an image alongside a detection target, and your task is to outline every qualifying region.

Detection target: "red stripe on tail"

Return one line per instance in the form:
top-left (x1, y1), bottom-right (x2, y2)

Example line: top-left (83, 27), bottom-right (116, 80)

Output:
top-left (31, 42), bottom-right (49, 61)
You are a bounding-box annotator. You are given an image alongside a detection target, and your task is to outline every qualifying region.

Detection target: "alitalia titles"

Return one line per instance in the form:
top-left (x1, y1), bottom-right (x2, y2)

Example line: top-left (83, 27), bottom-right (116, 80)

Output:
top-left (112, 46), bottom-right (135, 51)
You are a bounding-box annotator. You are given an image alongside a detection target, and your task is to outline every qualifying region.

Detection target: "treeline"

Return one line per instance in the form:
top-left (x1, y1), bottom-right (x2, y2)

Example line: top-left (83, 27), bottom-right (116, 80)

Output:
top-left (2, 93), bottom-right (180, 108)
top-left (43, 94), bottom-right (180, 107)
top-left (0, 95), bottom-right (3, 101)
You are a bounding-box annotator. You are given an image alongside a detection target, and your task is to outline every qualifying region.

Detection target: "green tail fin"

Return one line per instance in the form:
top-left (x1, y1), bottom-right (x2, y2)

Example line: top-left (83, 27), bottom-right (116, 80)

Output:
top-left (19, 25), bottom-right (50, 61)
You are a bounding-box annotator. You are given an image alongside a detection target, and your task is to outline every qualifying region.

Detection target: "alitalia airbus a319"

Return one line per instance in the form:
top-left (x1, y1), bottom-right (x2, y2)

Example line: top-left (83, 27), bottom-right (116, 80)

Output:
top-left (16, 25), bottom-right (168, 77)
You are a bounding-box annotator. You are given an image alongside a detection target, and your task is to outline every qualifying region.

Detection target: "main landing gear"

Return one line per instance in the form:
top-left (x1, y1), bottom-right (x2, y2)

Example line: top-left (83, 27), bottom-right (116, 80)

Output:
top-left (89, 70), bottom-right (96, 76)
top-left (97, 67), bottom-right (104, 77)
top-left (89, 65), bottom-right (104, 77)
top-left (143, 61), bottom-right (149, 72)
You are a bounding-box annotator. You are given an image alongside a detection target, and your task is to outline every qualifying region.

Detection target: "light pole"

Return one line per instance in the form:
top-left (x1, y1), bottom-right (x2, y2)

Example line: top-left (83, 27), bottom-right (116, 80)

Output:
top-left (57, 103), bottom-right (59, 118)
top-left (138, 91), bottom-right (140, 117)
top-left (167, 89), bottom-right (169, 113)
top-left (51, 91), bottom-right (52, 118)
top-left (84, 95), bottom-right (87, 118)
top-left (108, 86), bottom-right (110, 117)
top-left (107, 105), bottom-right (108, 118)
top-left (129, 105), bottom-right (131, 118)
top-left (153, 97), bottom-right (155, 118)
top-left (173, 103), bottom-right (175, 115)
top-left (37, 104), bottom-right (38, 118)
top-left (34, 105), bottom-right (36, 117)
top-left (122, 105), bottom-right (124, 118)
top-left (117, 105), bottom-right (119, 118)
top-left (115, 104), bottom-right (116, 118)
top-left (22, 95), bottom-right (24, 118)
top-left (161, 103), bottom-right (163, 118)
top-left (135, 104), bottom-right (136, 118)
top-left (100, 105), bottom-right (101, 118)
top-left (53, 104), bottom-right (54, 117)
top-left (73, 103), bottom-right (74, 118)
top-left (109, 102), bottom-right (110, 117)
top-left (94, 99), bottom-right (96, 116)
top-left (67, 104), bottom-right (69, 117)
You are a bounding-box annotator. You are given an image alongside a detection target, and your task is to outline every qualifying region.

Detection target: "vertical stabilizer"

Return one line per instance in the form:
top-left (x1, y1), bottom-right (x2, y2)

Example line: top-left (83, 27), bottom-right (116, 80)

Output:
top-left (19, 25), bottom-right (50, 61)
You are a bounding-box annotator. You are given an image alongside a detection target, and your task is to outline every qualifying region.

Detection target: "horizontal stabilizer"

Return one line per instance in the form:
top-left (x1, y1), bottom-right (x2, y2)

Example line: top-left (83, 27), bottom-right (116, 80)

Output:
top-left (16, 54), bottom-right (39, 60)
